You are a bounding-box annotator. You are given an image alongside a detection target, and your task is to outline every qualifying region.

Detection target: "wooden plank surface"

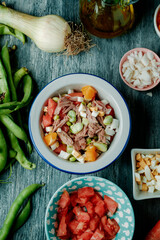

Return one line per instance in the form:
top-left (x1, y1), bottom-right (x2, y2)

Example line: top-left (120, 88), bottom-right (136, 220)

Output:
top-left (0, 0), bottom-right (160, 239)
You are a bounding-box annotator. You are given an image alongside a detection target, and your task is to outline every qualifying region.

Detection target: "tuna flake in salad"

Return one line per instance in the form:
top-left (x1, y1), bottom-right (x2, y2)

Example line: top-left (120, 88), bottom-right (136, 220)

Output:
top-left (41, 86), bottom-right (119, 163)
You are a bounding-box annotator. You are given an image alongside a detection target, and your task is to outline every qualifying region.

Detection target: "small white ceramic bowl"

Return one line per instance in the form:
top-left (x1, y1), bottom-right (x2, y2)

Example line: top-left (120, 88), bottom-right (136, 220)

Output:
top-left (154, 4), bottom-right (160, 38)
top-left (29, 73), bottom-right (131, 174)
top-left (131, 148), bottom-right (160, 200)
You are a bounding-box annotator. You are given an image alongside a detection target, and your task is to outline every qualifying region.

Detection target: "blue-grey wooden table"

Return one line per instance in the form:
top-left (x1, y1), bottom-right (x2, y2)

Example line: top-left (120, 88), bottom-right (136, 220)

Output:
top-left (0, 0), bottom-right (160, 239)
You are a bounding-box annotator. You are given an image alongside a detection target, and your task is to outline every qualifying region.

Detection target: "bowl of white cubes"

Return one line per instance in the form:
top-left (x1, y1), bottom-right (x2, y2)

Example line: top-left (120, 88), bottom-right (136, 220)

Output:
top-left (131, 148), bottom-right (160, 200)
top-left (119, 48), bottom-right (160, 91)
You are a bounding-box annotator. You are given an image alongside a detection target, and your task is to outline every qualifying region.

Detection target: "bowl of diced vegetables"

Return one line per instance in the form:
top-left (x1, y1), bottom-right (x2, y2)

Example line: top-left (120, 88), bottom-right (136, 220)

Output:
top-left (131, 148), bottom-right (160, 200)
top-left (45, 176), bottom-right (135, 240)
top-left (29, 73), bottom-right (131, 174)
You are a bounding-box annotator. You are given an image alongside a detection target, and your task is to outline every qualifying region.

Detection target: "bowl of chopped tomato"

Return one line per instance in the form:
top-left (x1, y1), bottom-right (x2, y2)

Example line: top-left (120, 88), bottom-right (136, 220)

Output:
top-left (29, 73), bottom-right (131, 174)
top-left (45, 176), bottom-right (135, 240)
top-left (154, 4), bottom-right (160, 38)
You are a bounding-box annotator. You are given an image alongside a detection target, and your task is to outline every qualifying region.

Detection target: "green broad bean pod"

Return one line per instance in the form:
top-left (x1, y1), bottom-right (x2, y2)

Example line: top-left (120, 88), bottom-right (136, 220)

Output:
top-left (0, 183), bottom-right (44, 240)
top-left (13, 198), bottom-right (31, 232)
top-left (0, 127), bottom-right (7, 173)
top-left (0, 114), bottom-right (32, 154)
top-left (1, 43), bottom-right (17, 101)
top-left (13, 67), bottom-right (28, 89)
top-left (0, 74), bottom-right (33, 115)
top-left (0, 24), bottom-right (25, 44)
top-left (20, 74), bottom-right (33, 104)
top-left (9, 149), bottom-right (17, 159)
top-left (0, 58), bottom-right (10, 103)
top-left (0, 114), bottom-right (28, 142)
top-left (7, 130), bottom-right (35, 170)
top-left (0, 43), bottom-right (33, 172)
top-left (13, 67), bottom-right (29, 128)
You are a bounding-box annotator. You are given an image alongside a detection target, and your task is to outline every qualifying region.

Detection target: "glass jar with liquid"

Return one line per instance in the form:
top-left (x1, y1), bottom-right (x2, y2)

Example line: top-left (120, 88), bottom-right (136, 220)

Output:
top-left (79, 0), bottom-right (139, 38)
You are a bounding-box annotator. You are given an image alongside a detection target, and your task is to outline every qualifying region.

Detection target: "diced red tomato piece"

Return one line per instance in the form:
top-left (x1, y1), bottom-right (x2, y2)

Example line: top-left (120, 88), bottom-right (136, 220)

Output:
top-left (73, 101), bottom-right (81, 105)
top-left (68, 92), bottom-right (83, 97)
top-left (42, 113), bottom-right (52, 128)
top-left (109, 135), bottom-right (114, 143)
top-left (57, 207), bottom-right (68, 221)
top-left (66, 211), bottom-right (74, 224)
top-left (110, 219), bottom-right (120, 234)
top-left (98, 221), bottom-right (104, 232)
top-left (70, 192), bottom-right (78, 207)
top-left (89, 214), bottom-right (100, 232)
top-left (59, 110), bottom-right (66, 119)
top-left (106, 104), bottom-right (115, 117)
top-left (105, 233), bottom-right (117, 240)
top-left (86, 228), bottom-right (94, 234)
top-left (85, 201), bottom-right (94, 217)
top-left (104, 195), bottom-right (118, 215)
top-left (62, 124), bottom-right (70, 133)
top-left (95, 200), bottom-right (106, 217)
top-left (47, 98), bottom-right (57, 117)
top-left (78, 230), bottom-right (93, 240)
top-left (76, 222), bottom-right (88, 234)
top-left (77, 212), bottom-right (90, 223)
top-left (59, 231), bottom-right (71, 240)
top-left (57, 215), bottom-right (67, 237)
top-left (145, 220), bottom-right (160, 240)
top-left (72, 237), bottom-right (77, 240)
top-left (69, 220), bottom-right (79, 233)
top-left (103, 218), bottom-right (120, 237)
top-left (69, 220), bottom-right (87, 235)
top-left (76, 197), bottom-right (89, 206)
top-left (78, 187), bottom-right (95, 199)
top-left (101, 215), bottom-right (117, 238)
top-left (101, 215), bottom-right (108, 227)
top-left (90, 228), bottom-right (105, 240)
top-left (58, 190), bottom-right (70, 209)
top-left (73, 206), bottom-right (82, 216)
top-left (54, 144), bottom-right (67, 154)
top-left (90, 192), bottom-right (103, 205)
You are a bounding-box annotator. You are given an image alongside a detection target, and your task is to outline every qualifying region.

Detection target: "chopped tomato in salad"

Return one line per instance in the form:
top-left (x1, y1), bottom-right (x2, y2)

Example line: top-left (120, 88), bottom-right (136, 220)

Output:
top-left (56, 187), bottom-right (120, 240)
top-left (41, 86), bottom-right (119, 163)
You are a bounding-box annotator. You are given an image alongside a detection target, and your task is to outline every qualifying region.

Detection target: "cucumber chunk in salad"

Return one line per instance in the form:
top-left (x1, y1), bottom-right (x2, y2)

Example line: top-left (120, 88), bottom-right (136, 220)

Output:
top-left (70, 123), bottom-right (83, 134)
top-left (82, 117), bottom-right (89, 126)
top-left (67, 145), bottom-right (73, 154)
top-left (52, 97), bottom-right (59, 102)
top-left (93, 142), bottom-right (108, 152)
top-left (103, 115), bottom-right (113, 125)
top-left (68, 110), bottom-right (76, 123)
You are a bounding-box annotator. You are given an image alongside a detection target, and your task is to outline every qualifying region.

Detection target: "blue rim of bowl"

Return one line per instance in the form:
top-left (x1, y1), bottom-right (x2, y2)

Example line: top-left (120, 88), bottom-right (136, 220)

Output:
top-left (28, 73), bottom-right (131, 175)
top-left (44, 176), bottom-right (135, 240)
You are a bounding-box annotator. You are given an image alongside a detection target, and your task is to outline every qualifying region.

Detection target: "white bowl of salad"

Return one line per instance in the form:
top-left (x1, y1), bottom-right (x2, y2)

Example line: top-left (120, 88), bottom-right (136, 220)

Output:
top-left (29, 73), bottom-right (131, 174)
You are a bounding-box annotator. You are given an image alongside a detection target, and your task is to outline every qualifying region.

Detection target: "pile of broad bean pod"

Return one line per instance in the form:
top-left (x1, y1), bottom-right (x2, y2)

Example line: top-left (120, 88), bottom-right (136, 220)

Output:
top-left (0, 23), bottom-right (43, 240)
top-left (0, 42), bottom-right (36, 173)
